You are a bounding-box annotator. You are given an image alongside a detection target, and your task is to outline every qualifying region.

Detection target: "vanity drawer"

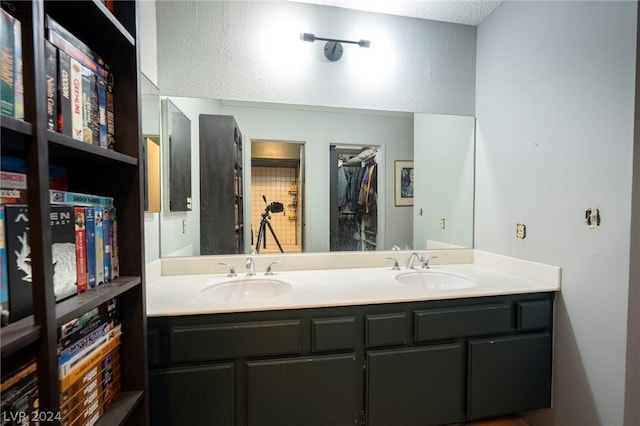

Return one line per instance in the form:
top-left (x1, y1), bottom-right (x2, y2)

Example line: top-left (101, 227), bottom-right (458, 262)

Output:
top-left (170, 319), bottom-right (302, 363)
top-left (366, 313), bottom-right (409, 348)
top-left (312, 317), bottom-right (356, 352)
top-left (415, 304), bottom-right (512, 342)
top-left (517, 300), bottom-right (552, 331)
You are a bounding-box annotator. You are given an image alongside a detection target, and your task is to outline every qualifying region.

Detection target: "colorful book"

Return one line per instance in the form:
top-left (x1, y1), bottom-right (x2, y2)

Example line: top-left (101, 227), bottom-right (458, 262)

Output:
top-left (50, 189), bottom-right (113, 208)
top-left (4, 205), bottom-right (32, 322)
top-left (12, 13), bottom-right (22, 120)
top-left (74, 207), bottom-right (88, 293)
top-left (91, 73), bottom-right (99, 146)
top-left (50, 205), bottom-right (77, 301)
top-left (106, 72), bottom-right (115, 149)
top-left (109, 207), bottom-right (119, 279)
top-left (98, 77), bottom-right (107, 148)
top-left (0, 170), bottom-right (27, 205)
top-left (102, 208), bottom-right (111, 282)
top-left (57, 48), bottom-right (72, 136)
top-left (94, 207), bottom-right (104, 285)
top-left (58, 320), bottom-right (118, 365)
top-left (0, 206), bottom-right (8, 327)
top-left (81, 65), bottom-right (92, 143)
top-left (0, 9), bottom-right (15, 117)
top-left (45, 40), bottom-right (57, 131)
top-left (84, 207), bottom-right (96, 289)
top-left (69, 56), bottom-right (83, 141)
top-left (58, 323), bottom-right (121, 379)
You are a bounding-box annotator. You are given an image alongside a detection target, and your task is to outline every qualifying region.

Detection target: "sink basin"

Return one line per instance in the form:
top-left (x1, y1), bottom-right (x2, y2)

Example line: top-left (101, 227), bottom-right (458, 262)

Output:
top-left (198, 278), bottom-right (292, 302)
top-left (395, 271), bottom-right (477, 290)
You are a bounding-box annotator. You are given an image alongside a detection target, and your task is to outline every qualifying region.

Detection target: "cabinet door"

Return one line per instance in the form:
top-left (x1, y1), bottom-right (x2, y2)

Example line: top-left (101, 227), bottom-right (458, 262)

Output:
top-left (247, 354), bottom-right (359, 426)
top-left (468, 332), bottom-right (552, 420)
top-left (367, 343), bottom-right (465, 426)
top-left (149, 363), bottom-right (234, 426)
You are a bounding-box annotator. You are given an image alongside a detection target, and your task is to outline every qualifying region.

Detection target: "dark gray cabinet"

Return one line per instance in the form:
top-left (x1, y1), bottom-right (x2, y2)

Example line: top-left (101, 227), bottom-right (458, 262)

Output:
top-left (247, 354), bottom-right (359, 426)
top-left (468, 333), bottom-right (553, 420)
top-left (148, 292), bottom-right (554, 425)
top-left (199, 114), bottom-right (244, 254)
top-left (149, 363), bottom-right (234, 426)
top-left (367, 344), bottom-right (465, 426)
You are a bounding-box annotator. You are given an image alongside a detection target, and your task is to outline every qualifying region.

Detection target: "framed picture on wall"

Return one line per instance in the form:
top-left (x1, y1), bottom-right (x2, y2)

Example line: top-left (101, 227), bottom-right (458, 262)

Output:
top-left (395, 160), bottom-right (414, 206)
top-left (395, 160), bottom-right (413, 207)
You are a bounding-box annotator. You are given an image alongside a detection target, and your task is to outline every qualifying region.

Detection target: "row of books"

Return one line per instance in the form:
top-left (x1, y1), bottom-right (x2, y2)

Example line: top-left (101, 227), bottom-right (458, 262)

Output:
top-left (58, 298), bottom-right (121, 426)
top-left (45, 15), bottom-right (115, 149)
top-left (0, 358), bottom-right (39, 425)
top-left (0, 8), bottom-right (24, 120)
top-left (0, 188), bottom-right (119, 327)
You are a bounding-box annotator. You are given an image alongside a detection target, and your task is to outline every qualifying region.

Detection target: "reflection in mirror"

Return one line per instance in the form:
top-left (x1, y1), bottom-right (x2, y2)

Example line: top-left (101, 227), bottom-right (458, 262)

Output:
top-left (162, 99), bottom-right (192, 212)
top-left (155, 97), bottom-right (475, 257)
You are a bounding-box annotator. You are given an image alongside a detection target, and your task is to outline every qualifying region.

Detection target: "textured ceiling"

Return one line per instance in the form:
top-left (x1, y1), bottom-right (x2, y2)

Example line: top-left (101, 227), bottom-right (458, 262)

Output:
top-left (292, 0), bottom-right (503, 25)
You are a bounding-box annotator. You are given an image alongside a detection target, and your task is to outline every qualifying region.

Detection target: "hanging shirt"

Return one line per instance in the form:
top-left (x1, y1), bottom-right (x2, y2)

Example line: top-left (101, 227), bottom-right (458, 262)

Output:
top-left (337, 164), bottom-right (348, 207)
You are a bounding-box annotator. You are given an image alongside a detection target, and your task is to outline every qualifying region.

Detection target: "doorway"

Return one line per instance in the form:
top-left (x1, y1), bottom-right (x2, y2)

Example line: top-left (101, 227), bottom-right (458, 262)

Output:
top-left (250, 140), bottom-right (305, 253)
top-left (330, 144), bottom-right (380, 252)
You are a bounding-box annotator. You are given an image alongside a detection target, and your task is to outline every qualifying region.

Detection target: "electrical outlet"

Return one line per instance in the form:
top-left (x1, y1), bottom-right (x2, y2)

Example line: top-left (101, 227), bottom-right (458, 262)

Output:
top-left (182, 219), bottom-right (187, 233)
top-left (440, 218), bottom-right (446, 229)
top-left (585, 208), bottom-right (601, 230)
top-left (516, 223), bottom-right (526, 239)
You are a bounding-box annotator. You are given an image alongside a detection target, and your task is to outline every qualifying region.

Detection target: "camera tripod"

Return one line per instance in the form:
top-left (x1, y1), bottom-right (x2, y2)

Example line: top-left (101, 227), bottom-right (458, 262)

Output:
top-left (254, 196), bottom-right (285, 254)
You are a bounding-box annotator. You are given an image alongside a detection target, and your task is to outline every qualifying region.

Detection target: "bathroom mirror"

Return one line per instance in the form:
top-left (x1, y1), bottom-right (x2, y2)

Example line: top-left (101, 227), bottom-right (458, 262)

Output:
top-left (154, 96), bottom-right (475, 257)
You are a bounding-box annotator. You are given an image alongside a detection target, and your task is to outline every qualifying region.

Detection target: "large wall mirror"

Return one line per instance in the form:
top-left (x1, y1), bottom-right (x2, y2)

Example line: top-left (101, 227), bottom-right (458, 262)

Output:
top-left (149, 97), bottom-right (475, 257)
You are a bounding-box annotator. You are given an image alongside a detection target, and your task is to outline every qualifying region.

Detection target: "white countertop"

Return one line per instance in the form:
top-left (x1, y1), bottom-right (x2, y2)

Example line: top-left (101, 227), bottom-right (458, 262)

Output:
top-left (146, 252), bottom-right (561, 316)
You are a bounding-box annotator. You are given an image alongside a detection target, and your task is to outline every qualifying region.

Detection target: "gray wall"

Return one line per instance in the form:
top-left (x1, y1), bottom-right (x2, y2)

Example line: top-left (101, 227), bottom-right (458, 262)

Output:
top-left (475, 2), bottom-right (637, 424)
top-left (156, 0), bottom-right (476, 116)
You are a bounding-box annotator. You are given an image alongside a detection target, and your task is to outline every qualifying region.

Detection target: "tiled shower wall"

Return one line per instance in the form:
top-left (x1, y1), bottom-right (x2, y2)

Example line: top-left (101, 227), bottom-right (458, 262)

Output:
top-left (251, 167), bottom-right (300, 252)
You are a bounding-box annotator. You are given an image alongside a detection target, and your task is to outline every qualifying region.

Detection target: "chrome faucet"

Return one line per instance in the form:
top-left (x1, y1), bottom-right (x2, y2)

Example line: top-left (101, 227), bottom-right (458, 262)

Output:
top-left (218, 262), bottom-right (237, 277)
top-left (406, 252), bottom-right (425, 269)
top-left (245, 257), bottom-right (256, 276)
top-left (423, 256), bottom-right (438, 269)
top-left (385, 257), bottom-right (401, 270)
top-left (265, 261), bottom-right (282, 276)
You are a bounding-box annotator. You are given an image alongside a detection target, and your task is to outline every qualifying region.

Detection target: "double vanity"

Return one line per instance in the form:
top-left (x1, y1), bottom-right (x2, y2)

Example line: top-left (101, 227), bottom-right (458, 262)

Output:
top-left (146, 250), bottom-right (561, 426)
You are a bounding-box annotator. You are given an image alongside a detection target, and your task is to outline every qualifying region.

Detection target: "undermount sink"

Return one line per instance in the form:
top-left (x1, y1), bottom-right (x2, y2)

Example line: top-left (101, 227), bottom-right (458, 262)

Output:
top-left (395, 271), bottom-right (477, 290)
top-left (198, 278), bottom-right (292, 302)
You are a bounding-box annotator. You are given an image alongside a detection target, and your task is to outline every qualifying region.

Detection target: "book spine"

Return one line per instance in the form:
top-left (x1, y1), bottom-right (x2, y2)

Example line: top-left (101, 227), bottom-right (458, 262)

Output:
top-left (110, 207), bottom-right (118, 279)
top-left (97, 77), bottom-right (107, 149)
top-left (74, 207), bottom-right (88, 294)
top-left (0, 170), bottom-right (27, 205)
top-left (4, 205), bottom-right (32, 322)
top-left (59, 350), bottom-right (118, 406)
top-left (0, 206), bottom-right (8, 327)
top-left (0, 9), bottom-right (15, 117)
top-left (106, 73), bottom-right (115, 149)
top-left (58, 320), bottom-right (116, 365)
top-left (84, 208), bottom-right (96, 289)
top-left (94, 207), bottom-right (104, 285)
top-left (102, 209), bottom-right (111, 282)
top-left (58, 324), bottom-right (121, 379)
top-left (12, 14), bottom-right (22, 120)
top-left (59, 300), bottom-right (117, 352)
top-left (50, 205), bottom-right (77, 301)
top-left (70, 57), bottom-right (83, 141)
top-left (50, 189), bottom-right (114, 208)
top-left (81, 66), bottom-right (92, 143)
top-left (91, 73), bottom-right (99, 146)
top-left (57, 49), bottom-right (72, 136)
top-left (59, 335), bottom-right (119, 388)
top-left (45, 40), bottom-right (57, 131)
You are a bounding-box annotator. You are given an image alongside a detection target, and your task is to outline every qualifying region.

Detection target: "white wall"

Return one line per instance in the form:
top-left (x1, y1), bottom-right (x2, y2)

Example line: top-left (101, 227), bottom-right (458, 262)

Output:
top-left (156, 1), bottom-right (476, 116)
top-left (159, 98), bottom-right (413, 254)
top-left (475, 2), bottom-right (637, 425)
top-left (138, 0), bottom-right (158, 86)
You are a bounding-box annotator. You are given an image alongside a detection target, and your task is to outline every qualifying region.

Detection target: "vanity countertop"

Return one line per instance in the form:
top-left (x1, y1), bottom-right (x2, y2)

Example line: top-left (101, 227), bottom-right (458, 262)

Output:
top-left (146, 252), bottom-right (561, 317)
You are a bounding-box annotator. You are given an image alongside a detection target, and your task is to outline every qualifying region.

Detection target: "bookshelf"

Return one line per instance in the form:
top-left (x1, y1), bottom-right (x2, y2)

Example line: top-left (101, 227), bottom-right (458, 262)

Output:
top-left (0, 1), bottom-right (148, 424)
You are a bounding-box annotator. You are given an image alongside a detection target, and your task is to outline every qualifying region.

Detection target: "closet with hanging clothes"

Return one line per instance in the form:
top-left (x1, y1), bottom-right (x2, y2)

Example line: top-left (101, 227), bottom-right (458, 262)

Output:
top-left (330, 145), bottom-right (379, 251)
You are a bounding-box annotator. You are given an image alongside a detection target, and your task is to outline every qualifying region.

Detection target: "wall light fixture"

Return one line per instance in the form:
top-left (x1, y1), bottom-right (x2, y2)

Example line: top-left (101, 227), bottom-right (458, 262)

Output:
top-left (301, 33), bottom-right (370, 62)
